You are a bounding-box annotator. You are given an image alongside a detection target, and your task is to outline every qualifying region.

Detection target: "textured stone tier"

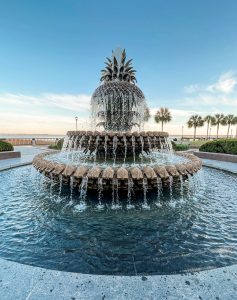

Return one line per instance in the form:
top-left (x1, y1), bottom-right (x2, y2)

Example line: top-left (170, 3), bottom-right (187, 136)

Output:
top-left (65, 131), bottom-right (169, 159)
top-left (33, 152), bottom-right (202, 191)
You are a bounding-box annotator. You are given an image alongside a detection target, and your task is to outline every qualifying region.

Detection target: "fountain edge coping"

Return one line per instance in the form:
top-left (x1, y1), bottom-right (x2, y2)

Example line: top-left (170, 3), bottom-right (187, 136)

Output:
top-left (0, 257), bottom-right (236, 299)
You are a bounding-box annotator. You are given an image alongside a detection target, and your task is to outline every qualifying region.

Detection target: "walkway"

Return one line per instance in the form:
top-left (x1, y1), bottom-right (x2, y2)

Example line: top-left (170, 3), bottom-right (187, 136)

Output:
top-left (202, 158), bottom-right (237, 174)
top-left (0, 146), bottom-right (51, 170)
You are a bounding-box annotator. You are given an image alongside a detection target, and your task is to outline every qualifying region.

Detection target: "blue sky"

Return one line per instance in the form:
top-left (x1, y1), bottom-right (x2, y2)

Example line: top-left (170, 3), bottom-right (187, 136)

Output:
top-left (0, 0), bottom-right (237, 134)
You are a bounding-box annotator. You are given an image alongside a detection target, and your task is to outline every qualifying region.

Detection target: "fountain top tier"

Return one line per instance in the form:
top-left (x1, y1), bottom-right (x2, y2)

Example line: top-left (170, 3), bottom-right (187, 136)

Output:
top-left (91, 48), bottom-right (147, 132)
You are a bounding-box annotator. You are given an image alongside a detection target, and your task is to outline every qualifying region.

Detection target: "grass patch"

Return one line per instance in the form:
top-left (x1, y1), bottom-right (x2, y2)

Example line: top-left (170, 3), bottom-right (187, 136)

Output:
top-left (189, 140), bottom-right (208, 147)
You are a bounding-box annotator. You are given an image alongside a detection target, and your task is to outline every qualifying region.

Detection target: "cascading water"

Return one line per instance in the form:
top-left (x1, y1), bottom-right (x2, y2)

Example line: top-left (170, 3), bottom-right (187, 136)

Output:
top-left (104, 135), bottom-right (108, 161)
top-left (131, 135), bottom-right (136, 164)
top-left (123, 135), bottom-right (127, 165)
top-left (112, 135), bottom-right (117, 165)
top-left (97, 177), bottom-right (104, 209)
top-left (33, 47), bottom-right (202, 208)
top-left (127, 177), bottom-right (134, 209)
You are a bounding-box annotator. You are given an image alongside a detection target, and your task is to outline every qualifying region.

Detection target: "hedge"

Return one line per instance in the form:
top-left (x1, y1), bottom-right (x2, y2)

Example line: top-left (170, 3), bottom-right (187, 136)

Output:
top-left (48, 138), bottom-right (64, 150)
top-left (171, 141), bottom-right (189, 151)
top-left (199, 139), bottom-right (237, 155)
top-left (0, 140), bottom-right (14, 152)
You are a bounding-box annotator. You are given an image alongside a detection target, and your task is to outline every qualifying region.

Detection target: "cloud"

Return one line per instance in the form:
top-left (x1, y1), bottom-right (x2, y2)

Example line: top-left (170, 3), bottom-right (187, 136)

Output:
top-left (0, 111), bottom-right (92, 134)
top-left (184, 93), bottom-right (237, 107)
top-left (207, 71), bottom-right (237, 94)
top-left (0, 93), bottom-right (91, 112)
top-left (184, 71), bottom-right (237, 95)
top-left (182, 71), bottom-right (237, 110)
top-left (184, 84), bottom-right (200, 94)
top-left (0, 93), bottom-right (91, 134)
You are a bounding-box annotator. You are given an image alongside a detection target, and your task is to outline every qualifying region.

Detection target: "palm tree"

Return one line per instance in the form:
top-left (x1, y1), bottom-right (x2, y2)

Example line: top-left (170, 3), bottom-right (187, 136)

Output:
top-left (143, 107), bottom-right (151, 122)
top-left (187, 115), bottom-right (204, 140)
top-left (211, 114), bottom-right (225, 139)
top-left (223, 115), bottom-right (237, 138)
top-left (154, 108), bottom-right (172, 132)
top-left (204, 115), bottom-right (213, 140)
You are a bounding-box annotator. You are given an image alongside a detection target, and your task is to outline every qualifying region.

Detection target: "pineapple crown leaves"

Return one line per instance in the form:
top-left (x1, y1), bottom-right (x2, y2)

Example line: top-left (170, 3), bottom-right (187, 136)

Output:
top-left (100, 49), bottom-right (137, 84)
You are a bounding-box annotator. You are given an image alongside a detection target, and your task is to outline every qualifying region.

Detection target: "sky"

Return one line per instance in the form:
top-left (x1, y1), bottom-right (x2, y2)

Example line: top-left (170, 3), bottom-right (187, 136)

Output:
top-left (0, 0), bottom-right (237, 136)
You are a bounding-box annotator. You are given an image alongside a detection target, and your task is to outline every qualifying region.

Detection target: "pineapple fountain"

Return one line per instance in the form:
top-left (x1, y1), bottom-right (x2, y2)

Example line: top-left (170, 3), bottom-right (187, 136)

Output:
top-left (33, 49), bottom-right (202, 200)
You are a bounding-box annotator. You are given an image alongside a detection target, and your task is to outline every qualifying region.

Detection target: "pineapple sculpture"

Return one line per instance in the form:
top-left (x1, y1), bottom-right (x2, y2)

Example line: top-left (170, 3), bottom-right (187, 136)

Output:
top-left (100, 48), bottom-right (137, 83)
top-left (91, 48), bottom-right (146, 131)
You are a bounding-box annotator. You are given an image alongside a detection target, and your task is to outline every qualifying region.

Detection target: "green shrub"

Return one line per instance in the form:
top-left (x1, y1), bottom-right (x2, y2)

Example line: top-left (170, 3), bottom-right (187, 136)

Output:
top-left (199, 139), bottom-right (237, 155)
top-left (171, 141), bottom-right (189, 151)
top-left (48, 138), bottom-right (64, 150)
top-left (0, 140), bottom-right (14, 152)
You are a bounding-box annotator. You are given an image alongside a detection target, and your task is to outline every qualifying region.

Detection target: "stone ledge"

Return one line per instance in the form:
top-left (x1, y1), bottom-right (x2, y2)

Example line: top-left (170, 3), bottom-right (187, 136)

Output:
top-left (0, 257), bottom-right (236, 300)
top-left (194, 151), bottom-right (237, 163)
top-left (0, 151), bottom-right (21, 160)
top-left (33, 152), bottom-right (202, 191)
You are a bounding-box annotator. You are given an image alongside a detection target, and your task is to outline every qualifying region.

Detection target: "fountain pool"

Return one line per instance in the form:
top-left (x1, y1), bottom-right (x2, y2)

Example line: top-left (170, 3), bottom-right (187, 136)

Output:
top-left (0, 165), bottom-right (237, 275)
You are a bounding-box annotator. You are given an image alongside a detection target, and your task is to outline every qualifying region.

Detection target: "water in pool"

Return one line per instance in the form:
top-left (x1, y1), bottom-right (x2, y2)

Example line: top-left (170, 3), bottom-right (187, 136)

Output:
top-left (0, 166), bottom-right (237, 275)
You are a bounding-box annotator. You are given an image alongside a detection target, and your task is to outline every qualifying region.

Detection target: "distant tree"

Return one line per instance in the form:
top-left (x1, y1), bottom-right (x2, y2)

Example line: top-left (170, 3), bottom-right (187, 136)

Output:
top-left (143, 107), bottom-right (151, 122)
top-left (204, 115), bottom-right (214, 139)
top-left (223, 114), bottom-right (237, 138)
top-left (187, 115), bottom-right (204, 140)
top-left (211, 114), bottom-right (225, 139)
top-left (235, 117), bottom-right (237, 138)
top-left (154, 108), bottom-right (172, 132)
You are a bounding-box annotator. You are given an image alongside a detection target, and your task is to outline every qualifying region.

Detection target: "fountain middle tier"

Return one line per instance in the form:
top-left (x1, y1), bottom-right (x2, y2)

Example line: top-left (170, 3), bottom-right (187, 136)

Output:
top-left (63, 130), bottom-right (170, 159)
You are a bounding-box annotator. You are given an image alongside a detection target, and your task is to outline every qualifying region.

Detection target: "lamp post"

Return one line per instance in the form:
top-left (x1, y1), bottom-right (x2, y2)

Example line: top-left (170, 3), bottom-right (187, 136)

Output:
top-left (75, 116), bottom-right (78, 131)
top-left (209, 127), bottom-right (212, 140)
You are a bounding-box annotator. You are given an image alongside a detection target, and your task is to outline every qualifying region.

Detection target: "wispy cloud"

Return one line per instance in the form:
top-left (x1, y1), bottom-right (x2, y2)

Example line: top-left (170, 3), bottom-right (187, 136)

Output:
top-left (0, 93), bottom-right (91, 112)
top-left (0, 93), bottom-right (91, 134)
top-left (183, 71), bottom-right (237, 108)
top-left (184, 84), bottom-right (200, 94)
top-left (184, 71), bottom-right (237, 95)
top-left (207, 71), bottom-right (237, 94)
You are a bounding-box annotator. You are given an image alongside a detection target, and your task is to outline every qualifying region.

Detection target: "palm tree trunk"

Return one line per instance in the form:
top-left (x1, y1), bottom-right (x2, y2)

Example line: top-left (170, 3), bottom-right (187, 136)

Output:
top-left (161, 122), bottom-right (164, 132)
top-left (217, 124), bottom-right (219, 139)
top-left (227, 124), bottom-right (230, 138)
top-left (194, 126), bottom-right (196, 141)
top-left (207, 123), bottom-right (209, 140)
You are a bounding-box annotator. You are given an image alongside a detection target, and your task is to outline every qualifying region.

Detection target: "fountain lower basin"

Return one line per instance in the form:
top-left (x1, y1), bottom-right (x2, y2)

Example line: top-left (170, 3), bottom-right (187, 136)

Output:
top-left (33, 151), bottom-right (202, 191)
top-left (33, 131), bottom-right (202, 192)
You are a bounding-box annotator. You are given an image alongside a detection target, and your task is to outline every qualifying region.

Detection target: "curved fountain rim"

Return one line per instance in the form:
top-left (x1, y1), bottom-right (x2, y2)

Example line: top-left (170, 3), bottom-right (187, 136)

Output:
top-left (2, 159), bottom-right (237, 177)
top-left (32, 150), bottom-right (202, 189)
